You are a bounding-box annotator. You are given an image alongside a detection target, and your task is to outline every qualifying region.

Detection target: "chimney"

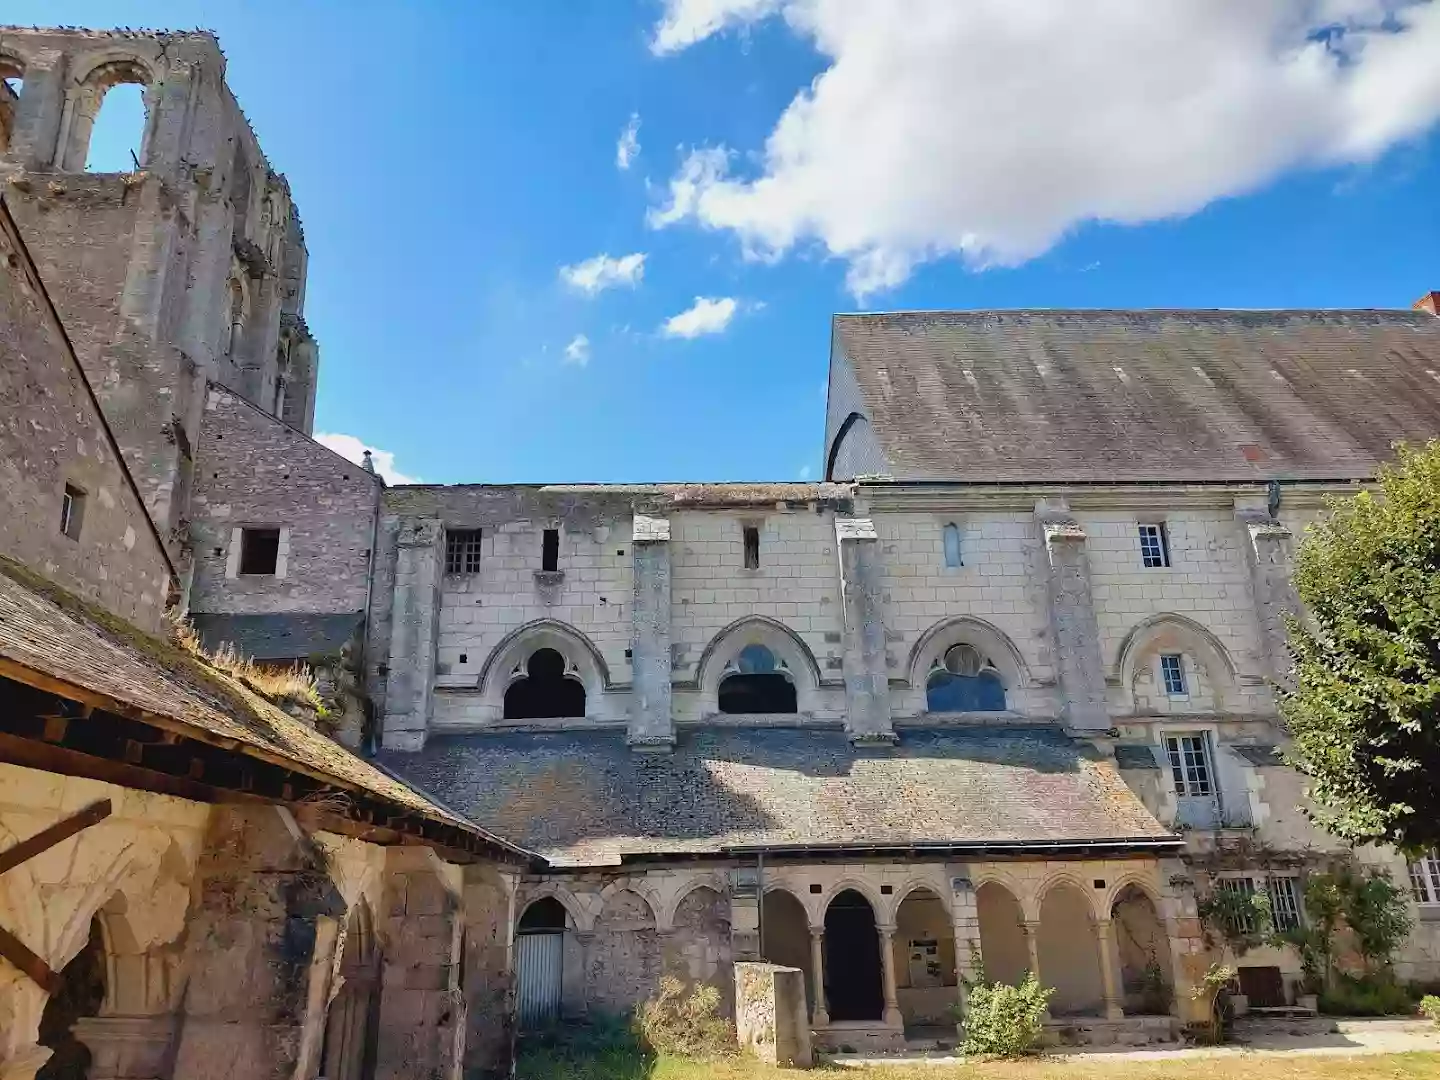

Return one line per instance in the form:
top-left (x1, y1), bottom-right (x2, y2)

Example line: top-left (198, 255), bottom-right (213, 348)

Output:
top-left (1415, 291), bottom-right (1440, 316)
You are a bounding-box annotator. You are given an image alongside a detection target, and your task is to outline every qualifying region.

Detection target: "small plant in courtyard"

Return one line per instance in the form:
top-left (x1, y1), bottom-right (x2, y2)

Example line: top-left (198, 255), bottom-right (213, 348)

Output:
top-left (1190, 963), bottom-right (1236, 1044)
top-left (1317, 972), bottom-right (1414, 1017)
top-left (634, 976), bottom-right (735, 1061)
top-left (1420, 994), bottom-right (1440, 1025)
top-left (960, 972), bottom-right (1055, 1058)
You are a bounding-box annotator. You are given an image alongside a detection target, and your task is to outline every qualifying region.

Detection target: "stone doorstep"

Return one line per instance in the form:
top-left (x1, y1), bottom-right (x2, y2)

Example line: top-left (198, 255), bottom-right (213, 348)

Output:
top-left (1043, 1015), bottom-right (1180, 1048)
top-left (813, 1020), bottom-right (906, 1053)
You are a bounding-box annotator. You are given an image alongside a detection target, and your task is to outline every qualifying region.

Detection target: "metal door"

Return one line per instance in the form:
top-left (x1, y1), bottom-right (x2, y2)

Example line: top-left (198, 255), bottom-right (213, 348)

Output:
top-left (516, 932), bottom-right (563, 1029)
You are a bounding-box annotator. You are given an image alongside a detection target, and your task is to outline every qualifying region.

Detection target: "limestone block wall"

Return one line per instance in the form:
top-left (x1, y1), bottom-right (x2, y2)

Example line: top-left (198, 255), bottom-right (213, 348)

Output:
top-left (0, 200), bottom-right (172, 630)
top-left (1082, 509), bottom-right (1270, 716)
top-left (669, 508), bottom-right (847, 723)
top-left (188, 386), bottom-right (379, 618)
top-left (873, 511), bottom-right (1054, 717)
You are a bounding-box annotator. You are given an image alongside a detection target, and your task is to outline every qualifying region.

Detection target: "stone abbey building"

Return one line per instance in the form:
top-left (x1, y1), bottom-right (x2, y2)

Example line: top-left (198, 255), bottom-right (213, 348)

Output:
top-left (4, 23), bottom-right (1440, 1077)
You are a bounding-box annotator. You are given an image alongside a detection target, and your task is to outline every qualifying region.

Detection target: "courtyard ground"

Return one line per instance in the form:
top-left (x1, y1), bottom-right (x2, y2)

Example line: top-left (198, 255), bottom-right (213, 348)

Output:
top-left (517, 1042), bottom-right (1440, 1080)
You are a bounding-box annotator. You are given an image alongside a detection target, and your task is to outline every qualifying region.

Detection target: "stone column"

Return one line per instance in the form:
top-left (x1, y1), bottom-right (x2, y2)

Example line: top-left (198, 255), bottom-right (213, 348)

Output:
top-left (1037, 501), bottom-right (1109, 730)
top-left (1095, 919), bottom-right (1125, 1020)
top-left (629, 514), bottom-right (674, 751)
top-left (5, 61), bottom-right (64, 169)
top-left (878, 925), bottom-right (903, 1028)
top-left (809, 929), bottom-right (830, 1026)
top-left (383, 517), bottom-right (444, 750)
top-left (1023, 920), bottom-right (1043, 979)
top-left (835, 517), bottom-right (894, 744)
top-left (374, 847), bottom-right (465, 1080)
top-left (1235, 498), bottom-right (1301, 690)
top-left (171, 807), bottom-right (347, 1080)
top-left (728, 868), bottom-right (761, 962)
top-left (951, 912), bottom-right (982, 1020)
top-left (462, 863), bottom-right (517, 1077)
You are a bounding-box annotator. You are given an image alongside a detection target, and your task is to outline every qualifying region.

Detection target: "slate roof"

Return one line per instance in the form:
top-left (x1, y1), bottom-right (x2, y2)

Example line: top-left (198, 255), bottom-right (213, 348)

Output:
top-left (0, 557), bottom-right (527, 858)
top-left (1113, 744), bottom-right (1162, 770)
top-left (378, 726), bottom-right (1178, 867)
top-left (832, 309), bottom-right (1440, 482)
top-left (1230, 743), bottom-right (1286, 767)
top-left (190, 612), bottom-right (363, 662)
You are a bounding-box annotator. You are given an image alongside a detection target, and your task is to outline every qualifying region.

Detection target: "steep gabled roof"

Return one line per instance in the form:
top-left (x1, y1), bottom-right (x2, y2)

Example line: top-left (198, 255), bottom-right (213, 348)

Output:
top-left (828, 308), bottom-right (1440, 483)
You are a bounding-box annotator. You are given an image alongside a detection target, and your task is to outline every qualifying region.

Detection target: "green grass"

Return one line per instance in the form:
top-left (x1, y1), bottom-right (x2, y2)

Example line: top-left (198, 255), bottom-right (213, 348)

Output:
top-left (514, 1047), bottom-right (1440, 1080)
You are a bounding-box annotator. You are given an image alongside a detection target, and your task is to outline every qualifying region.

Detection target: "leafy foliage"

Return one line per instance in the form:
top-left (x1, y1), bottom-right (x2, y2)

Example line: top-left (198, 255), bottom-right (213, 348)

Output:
top-left (634, 977), bottom-right (735, 1061)
top-left (1189, 963), bottom-right (1237, 1044)
top-left (960, 972), bottom-right (1055, 1058)
top-left (1421, 994), bottom-right (1440, 1024)
top-left (1283, 441), bottom-right (1440, 849)
top-left (1198, 887), bottom-right (1273, 954)
top-left (1317, 972), bottom-right (1414, 1017)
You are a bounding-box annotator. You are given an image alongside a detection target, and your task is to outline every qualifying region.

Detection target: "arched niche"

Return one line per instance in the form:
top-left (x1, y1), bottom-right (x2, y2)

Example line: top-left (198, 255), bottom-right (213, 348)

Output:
top-left (58, 53), bottom-right (157, 172)
top-left (1114, 613), bottom-right (1238, 715)
top-left (477, 620), bottom-right (611, 721)
top-left (908, 617), bottom-right (1030, 715)
top-left (696, 616), bottom-right (822, 716)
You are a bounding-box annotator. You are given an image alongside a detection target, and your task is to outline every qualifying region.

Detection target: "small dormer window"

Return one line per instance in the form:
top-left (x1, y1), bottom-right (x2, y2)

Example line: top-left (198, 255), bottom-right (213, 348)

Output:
top-left (1160, 654), bottom-right (1187, 696)
top-left (542, 528), bottom-right (559, 572)
top-left (59, 484), bottom-right (85, 540)
top-left (1139, 522), bottom-right (1171, 568)
top-left (742, 525), bottom-right (760, 569)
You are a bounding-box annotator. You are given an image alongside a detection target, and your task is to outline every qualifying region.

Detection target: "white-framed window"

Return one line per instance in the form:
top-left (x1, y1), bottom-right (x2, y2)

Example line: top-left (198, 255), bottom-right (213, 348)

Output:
top-left (1409, 853), bottom-right (1440, 905)
top-left (1216, 873), bottom-right (1303, 932)
top-left (942, 522), bottom-right (962, 568)
top-left (1165, 732), bottom-right (1213, 797)
top-left (1139, 522), bottom-right (1171, 568)
top-left (1215, 876), bottom-right (1259, 933)
top-left (445, 528), bottom-right (483, 575)
top-left (1268, 875), bottom-right (1302, 931)
top-left (239, 527), bottom-right (281, 576)
top-left (1160, 653), bottom-right (1187, 696)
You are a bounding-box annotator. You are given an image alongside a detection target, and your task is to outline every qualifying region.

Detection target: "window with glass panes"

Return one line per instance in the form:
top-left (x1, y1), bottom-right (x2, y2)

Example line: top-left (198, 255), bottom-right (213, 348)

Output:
top-left (1267, 876), bottom-right (1302, 931)
top-left (1410, 853), bottom-right (1440, 905)
top-left (1164, 733), bottom-right (1213, 797)
top-left (1160, 654), bottom-right (1186, 695)
top-left (445, 529), bottom-right (483, 575)
top-left (1216, 877), bottom-right (1259, 933)
top-left (1138, 523), bottom-right (1171, 567)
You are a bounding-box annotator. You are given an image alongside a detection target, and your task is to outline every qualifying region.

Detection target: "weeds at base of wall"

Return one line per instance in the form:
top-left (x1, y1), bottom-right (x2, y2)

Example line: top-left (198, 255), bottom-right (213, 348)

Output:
top-left (635, 977), bottom-right (736, 1061)
top-left (516, 1015), bottom-right (656, 1080)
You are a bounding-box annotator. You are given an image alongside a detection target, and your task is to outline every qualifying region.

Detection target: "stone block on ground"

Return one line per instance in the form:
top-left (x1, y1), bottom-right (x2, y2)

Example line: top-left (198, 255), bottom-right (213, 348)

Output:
top-left (735, 962), bottom-right (812, 1069)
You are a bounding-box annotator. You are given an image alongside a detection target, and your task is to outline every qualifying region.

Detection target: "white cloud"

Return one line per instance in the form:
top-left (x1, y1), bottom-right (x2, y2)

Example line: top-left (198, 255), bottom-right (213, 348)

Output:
top-left (616, 113), bottom-right (642, 170)
top-left (652, 0), bottom-right (784, 54)
top-left (564, 333), bottom-right (591, 365)
top-left (648, 0), bottom-right (1440, 297)
top-left (315, 433), bottom-right (418, 485)
top-left (660, 296), bottom-right (739, 338)
top-left (798, 463), bottom-right (813, 480)
top-left (559, 252), bottom-right (647, 295)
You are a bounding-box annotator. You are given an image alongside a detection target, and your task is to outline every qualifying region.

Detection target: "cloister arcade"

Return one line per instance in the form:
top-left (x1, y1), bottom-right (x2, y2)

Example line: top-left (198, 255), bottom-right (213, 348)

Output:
top-left (510, 858), bottom-right (1200, 1044)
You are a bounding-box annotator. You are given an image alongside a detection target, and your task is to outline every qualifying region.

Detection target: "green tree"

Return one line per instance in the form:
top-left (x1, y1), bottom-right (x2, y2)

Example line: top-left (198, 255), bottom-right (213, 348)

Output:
top-left (1284, 441), bottom-right (1440, 849)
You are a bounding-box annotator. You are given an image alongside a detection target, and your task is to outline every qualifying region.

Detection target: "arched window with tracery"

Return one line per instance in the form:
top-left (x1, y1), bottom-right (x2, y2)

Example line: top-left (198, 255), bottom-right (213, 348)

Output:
top-left (503, 647), bottom-right (586, 719)
top-left (718, 643), bottom-right (797, 714)
top-left (926, 643), bottom-right (1006, 712)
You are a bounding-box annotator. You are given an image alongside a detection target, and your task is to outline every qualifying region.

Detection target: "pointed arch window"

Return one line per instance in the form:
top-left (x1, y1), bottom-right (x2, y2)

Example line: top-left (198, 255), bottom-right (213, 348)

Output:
top-left (503, 647), bottom-right (586, 719)
top-left (926, 643), bottom-right (1006, 712)
top-left (942, 522), bottom-right (962, 568)
top-left (718, 643), bottom-right (797, 714)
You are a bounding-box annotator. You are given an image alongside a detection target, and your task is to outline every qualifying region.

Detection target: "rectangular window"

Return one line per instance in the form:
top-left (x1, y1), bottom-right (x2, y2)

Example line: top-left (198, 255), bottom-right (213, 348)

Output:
top-left (1410, 853), bottom-right (1440, 904)
top-left (445, 528), bottom-right (483, 575)
top-left (743, 525), bottom-right (760, 569)
top-left (1216, 877), bottom-right (1259, 933)
top-left (59, 484), bottom-right (85, 540)
top-left (1160, 654), bottom-right (1187, 695)
top-left (1268, 875), bottom-right (1302, 931)
top-left (1139, 522), bottom-right (1171, 568)
top-left (239, 527), bottom-right (281, 576)
top-left (1165, 733), bottom-right (1213, 797)
top-left (541, 528), bottom-right (559, 572)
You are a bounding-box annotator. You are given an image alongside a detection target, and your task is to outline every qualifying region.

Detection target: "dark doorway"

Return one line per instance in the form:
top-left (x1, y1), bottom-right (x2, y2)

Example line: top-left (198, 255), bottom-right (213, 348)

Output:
top-left (1238, 965), bottom-right (1286, 1008)
top-left (504, 649), bottom-right (586, 719)
top-left (36, 918), bottom-right (105, 1080)
top-left (823, 890), bottom-right (883, 1021)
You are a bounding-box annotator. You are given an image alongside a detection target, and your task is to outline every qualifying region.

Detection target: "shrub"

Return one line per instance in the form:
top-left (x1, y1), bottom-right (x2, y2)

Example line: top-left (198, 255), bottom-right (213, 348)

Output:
top-left (1420, 994), bottom-right (1440, 1025)
top-left (960, 973), bottom-right (1055, 1058)
top-left (634, 976), bottom-right (735, 1061)
top-left (1317, 973), bottom-right (1414, 1017)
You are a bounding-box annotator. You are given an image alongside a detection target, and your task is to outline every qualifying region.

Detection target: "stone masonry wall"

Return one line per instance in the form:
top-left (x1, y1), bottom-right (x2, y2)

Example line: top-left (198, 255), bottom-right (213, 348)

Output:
top-left (188, 385), bottom-right (378, 616)
top-left (0, 197), bottom-right (172, 630)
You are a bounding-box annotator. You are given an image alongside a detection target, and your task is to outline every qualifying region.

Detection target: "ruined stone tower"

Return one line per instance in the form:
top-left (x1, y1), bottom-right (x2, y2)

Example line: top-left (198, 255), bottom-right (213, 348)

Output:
top-left (0, 27), bottom-right (320, 552)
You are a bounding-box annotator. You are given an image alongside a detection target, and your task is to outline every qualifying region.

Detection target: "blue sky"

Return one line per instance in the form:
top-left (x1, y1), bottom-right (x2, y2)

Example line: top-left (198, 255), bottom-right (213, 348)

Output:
top-left (11, 1), bottom-right (1440, 484)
